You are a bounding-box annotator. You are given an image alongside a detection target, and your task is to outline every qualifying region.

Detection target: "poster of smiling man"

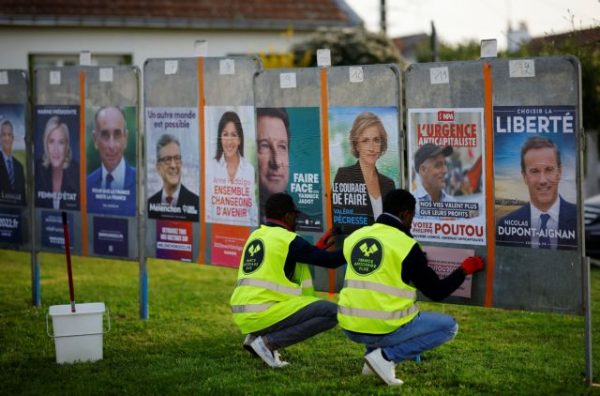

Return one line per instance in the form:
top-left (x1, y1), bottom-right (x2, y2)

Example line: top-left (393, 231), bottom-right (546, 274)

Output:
top-left (146, 107), bottom-right (200, 222)
top-left (407, 108), bottom-right (486, 246)
top-left (0, 104), bottom-right (27, 207)
top-left (494, 105), bottom-right (577, 250)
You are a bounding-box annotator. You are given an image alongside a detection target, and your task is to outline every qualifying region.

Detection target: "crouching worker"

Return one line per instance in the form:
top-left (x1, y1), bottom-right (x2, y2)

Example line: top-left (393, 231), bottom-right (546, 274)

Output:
top-left (230, 192), bottom-right (345, 368)
top-left (337, 189), bottom-right (484, 385)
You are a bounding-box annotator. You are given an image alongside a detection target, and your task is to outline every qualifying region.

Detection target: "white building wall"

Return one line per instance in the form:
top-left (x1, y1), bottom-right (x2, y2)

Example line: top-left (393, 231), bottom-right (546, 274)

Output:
top-left (0, 26), bottom-right (309, 69)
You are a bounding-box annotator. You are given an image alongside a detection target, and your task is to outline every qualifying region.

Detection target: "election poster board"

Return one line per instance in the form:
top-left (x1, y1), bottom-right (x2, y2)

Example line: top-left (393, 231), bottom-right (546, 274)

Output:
top-left (145, 107), bottom-right (200, 222)
top-left (422, 245), bottom-right (474, 298)
top-left (287, 107), bottom-right (323, 232)
top-left (34, 105), bottom-right (81, 211)
top-left (41, 210), bottom-right (74, 250)
top-left (204, 106), bottom-right (257, 227)
top-left (407, 108), bottom-right (486, 245)
top-left (329, 106), bottom-right (400, 234)
top-left (85, 105), bottom-right (137, 217)
top-left (0, 103), bottom-right (27, 207)
top-left (0, 208), bottom-right (22, 244)
top-left (93, 216), bottom-right (129, 257)
top-left (494, 105), bottom-right (577, 250)
top-left (210, 223), bottom-right (250, 268)
top-left (257, 106), bottom-right (324, 232)
top-left (156, 220), bottom-right (193, 262)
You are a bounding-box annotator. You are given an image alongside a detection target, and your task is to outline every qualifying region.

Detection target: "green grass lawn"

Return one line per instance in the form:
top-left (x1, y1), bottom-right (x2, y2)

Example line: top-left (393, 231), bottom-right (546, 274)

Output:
top-left (1, 249), bottom-right (600, 395)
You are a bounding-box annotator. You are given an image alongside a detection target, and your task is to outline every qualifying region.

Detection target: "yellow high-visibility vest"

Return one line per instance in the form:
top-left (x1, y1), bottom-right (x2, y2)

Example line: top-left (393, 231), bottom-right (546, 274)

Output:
top-left (230, 225), bottom-right (319, 334)
top-left (338, 223), bottom-right (419, 334)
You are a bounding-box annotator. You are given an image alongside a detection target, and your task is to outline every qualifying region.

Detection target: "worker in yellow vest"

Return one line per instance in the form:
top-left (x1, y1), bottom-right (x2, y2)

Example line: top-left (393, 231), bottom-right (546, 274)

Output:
top-left (338, 189), bottom-right (484, 385)
top-left (230, 192), bottom-right (345, 368)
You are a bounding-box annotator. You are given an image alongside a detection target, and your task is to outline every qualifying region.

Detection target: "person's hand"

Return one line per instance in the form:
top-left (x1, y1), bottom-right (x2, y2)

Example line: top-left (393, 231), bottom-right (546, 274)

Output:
top-left (316, 227), bottom-right (337, 250)
top-left (460, 256), bottom-right (484, 275)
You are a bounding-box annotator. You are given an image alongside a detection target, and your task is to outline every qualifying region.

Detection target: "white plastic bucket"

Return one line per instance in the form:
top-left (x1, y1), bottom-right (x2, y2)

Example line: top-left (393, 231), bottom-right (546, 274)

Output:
top-left (47, 302), bottom-right (109, 364)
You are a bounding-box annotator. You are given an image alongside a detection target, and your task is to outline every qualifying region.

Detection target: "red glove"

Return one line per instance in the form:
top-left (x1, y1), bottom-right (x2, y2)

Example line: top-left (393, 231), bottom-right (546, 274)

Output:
top-left (460, 256), bottom-right (484, 275)
top-left (315, 227), bottom-right (336, 250)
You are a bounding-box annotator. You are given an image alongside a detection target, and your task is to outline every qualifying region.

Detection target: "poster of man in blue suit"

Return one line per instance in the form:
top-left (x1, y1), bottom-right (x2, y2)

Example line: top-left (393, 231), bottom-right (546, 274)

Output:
top-left (495, 106), bottom-right (577, 250)
top-left (86, 106), bottom-right (136, 217)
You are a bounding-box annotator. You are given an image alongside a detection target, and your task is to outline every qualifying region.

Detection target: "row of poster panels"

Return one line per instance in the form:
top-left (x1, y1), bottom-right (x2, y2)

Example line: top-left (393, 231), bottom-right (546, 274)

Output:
top-left (143, 104), bottom-right (401, 264)
top-left (0, 63), bottom-right (579, 280)
top-left (0, 103), bottom-right (137, 257)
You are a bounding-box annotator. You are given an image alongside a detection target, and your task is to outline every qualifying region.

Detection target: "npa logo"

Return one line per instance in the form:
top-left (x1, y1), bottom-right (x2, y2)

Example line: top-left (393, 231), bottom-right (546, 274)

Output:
top-left (437, 110), bottom-right (455, 122)
top-left (242, 239), bottom-right (265, 274)
top-left (350, 238), bottom-right (383, 275)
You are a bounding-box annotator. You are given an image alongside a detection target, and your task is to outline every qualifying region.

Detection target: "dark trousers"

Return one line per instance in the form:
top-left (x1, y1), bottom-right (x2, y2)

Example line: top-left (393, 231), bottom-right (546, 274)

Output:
top-left (253, 300), bottom-right (338, 350)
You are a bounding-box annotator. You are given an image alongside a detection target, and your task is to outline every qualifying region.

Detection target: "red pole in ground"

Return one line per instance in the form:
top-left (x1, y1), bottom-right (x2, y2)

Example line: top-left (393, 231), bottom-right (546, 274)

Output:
top-left (61, 211), bottom-right (75, 312)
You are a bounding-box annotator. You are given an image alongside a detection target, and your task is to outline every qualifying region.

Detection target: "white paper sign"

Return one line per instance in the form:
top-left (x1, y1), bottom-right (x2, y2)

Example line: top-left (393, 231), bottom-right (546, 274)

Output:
top-left (50, 71), bottom-right (61, 85)
top-left (219, 59), bottom-right (235, 75)
top-left (165, 60), bottom-right (178, 75)
top-left (316, 49), bottom-right (331, 67)
top-left (280, 73), bottom-right (296, 89)
top-left (509, 59), bottom-right (535, 78)
top-left (99, 67), bottom-right (113, 82)
top-left (79, 51), bottom-right (92, 66)
top-left (0, 71), bottom-right (8, 85)
top-left (430, 67), bottom-right (449, 85)
top-left (349, 66), bottom-right (364, 83)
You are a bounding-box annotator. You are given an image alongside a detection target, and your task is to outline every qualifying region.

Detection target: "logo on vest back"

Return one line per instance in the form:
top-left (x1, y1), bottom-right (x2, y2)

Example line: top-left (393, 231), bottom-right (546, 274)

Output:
top-left (242, 239), bottom-right (265, 274)
top-left (350, 238), bottom-right (383, 275)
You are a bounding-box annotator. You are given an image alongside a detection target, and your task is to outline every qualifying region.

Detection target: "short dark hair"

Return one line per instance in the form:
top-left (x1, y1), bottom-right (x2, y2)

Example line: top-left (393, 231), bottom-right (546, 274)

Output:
top-left (383, 189), bottom-right (416, 215)
top-left (156, 134), bottom-right (180, 160)
top-left (265, 192), bottom-right (298, 219)
top-left (256, 107), bottom-right (290, 144)
top-left (520, 136), bottom-right (561, 173)
top-left (215, 111), bottom-right (244, 161)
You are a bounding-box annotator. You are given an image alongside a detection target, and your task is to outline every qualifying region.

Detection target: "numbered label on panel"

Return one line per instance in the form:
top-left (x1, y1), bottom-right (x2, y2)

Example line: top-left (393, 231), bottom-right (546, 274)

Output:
top-left (509, 59), bottom-right (535, 78)
top-left (280, 72), bottom-right (297, 89)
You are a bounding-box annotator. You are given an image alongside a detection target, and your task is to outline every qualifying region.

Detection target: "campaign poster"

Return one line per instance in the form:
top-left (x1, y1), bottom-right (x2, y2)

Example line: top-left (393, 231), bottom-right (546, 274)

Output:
top-left (146, 107), bottom-right (200, 222)
top-left (422, 246), bottom-right (474, 298)
top-left (210, 223), bottom-right (251, 268)
top-left (0, 209), bottom-right (22, 244)
top-left (0, 104), bottom-right (27, 207)
top-left (34, 106), bottom-right (80, 210)
top-left (494, 106), bottom-right (577, 250)
top-left (257, 107), bottom-right (324, 232)
top-left (156, 220), bottom-right (193, 262)
top-left (93, 216), bottom-right (128, 257)
top-left (41, 211), bottom-right (74, 250)
top-left (407, 108), bottom-right (486, 245)
top-left (85, 106), bottom-right (137, 217)
top-left (329, 107), bottom-right (400, 234)
top-left (204, 106), bottom-right (257, 227)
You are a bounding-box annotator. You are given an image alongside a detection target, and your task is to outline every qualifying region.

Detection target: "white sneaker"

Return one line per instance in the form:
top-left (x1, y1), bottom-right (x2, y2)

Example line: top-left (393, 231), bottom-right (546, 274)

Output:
top-left (273, 350), bottom-right (290, 367)
top-left (364, 348), bottom-right (403, 386)
top-left (249, 336), bottom-right (288, 368)
top-left (243, 334), bottom-right (257, 357)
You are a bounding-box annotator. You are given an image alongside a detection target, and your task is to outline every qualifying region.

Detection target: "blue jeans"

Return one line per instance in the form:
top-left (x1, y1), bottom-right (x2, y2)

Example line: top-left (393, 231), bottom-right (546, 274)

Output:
top-left (343, 311), bottom-right (458, 363)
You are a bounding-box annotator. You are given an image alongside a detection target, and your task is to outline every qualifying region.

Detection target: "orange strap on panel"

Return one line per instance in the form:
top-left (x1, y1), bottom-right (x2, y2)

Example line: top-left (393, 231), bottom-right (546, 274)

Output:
top-left (79, 70), bottom-right (88, 256)
top-left (483, 63), bottom-right (496, 307)
top-left (319, 68), bottom-right (336, 297)
top-left (198, 57), bottom-right (206, 265)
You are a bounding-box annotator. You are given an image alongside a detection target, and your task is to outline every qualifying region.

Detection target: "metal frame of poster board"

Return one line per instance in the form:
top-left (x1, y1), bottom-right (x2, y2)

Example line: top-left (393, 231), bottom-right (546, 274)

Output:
top-left (0, 70), bottom-right (35, 303)
top-left (405, 57), bottom-right (584, 313)
top-left (407, 56), bottom-right (591, 383)
top-left (143, 56), bottom-right (260, 318)
top-left (319, 64), bottom-right (403, 293)
top-left (32, 65), bottom-right (140, 306)
top-left (253, 67), bottom-right (327, 287)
